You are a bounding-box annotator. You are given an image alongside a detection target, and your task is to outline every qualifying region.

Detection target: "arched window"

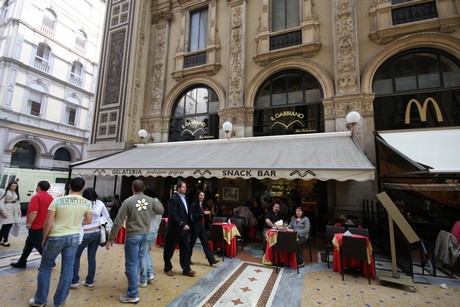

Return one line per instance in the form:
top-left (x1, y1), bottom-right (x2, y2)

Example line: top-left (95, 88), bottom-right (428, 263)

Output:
top-left (169, 85), bottom-right (220, 141)
top-left (42, 9), bottom-right (56, 30)
top-left (71, 61), bottom-right (83, 79)
top-left (254, 70), bottom-right (323, 136)
top-left (35, 42), bottom-right (51, 70)
top-left (10, 141), bottom-right (36, 168)
top-left (75, 30), bottom-right (87, 51)
top-left (373, 49), bottom-right (460, 130)
top-left (54, 148), bottom-right (71, 161)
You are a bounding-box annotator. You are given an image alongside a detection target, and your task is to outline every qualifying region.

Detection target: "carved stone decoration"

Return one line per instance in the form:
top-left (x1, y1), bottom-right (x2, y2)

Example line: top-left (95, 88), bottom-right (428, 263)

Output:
top-left (104, 31), bottom-right (125, 106)
top-left (220, 108), bottom-right (247, 126)
top-left (128, 0), bottom-right (148, 144)
top-left (152, 10), bottom-right (172, 24)
top-left (228, 4), bottom-right (244, 108)
top-left (334, 0), bottom-right (358, 94)
top-left (151, 26), bottom-right (167, 116)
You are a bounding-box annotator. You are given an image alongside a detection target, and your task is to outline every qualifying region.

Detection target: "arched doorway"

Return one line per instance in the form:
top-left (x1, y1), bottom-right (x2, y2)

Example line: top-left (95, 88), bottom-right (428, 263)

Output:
top-left (10, 141), bottom-right (36, 168)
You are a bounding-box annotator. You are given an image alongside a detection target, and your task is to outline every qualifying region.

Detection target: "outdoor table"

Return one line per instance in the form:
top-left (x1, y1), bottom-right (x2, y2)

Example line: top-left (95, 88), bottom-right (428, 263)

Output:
top-left (209, 222), bottom-right (241, 258)
top-left (262, 229), bottom-right (297, 269)
top-left (332, 233), bottom-right (375, 279)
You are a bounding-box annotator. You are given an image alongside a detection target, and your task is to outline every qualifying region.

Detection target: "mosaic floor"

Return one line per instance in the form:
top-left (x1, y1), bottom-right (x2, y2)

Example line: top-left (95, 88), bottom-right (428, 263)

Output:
top-left (1, 223), bottom-right (459, 306)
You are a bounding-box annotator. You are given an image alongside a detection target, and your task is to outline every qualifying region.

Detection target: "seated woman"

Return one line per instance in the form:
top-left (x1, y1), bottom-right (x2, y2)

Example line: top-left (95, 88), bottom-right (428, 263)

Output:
top-left (287, 207), bottom-right (310, 267)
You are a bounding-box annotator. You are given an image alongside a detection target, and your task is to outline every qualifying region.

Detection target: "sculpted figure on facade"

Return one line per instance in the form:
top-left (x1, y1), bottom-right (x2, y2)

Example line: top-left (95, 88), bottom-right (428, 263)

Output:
top-left (228, 4), bottom-right (244, 108)
top-left (151, 26), bottom-right (167, 116)
top-left (334, 0), bottom-right (358, 93)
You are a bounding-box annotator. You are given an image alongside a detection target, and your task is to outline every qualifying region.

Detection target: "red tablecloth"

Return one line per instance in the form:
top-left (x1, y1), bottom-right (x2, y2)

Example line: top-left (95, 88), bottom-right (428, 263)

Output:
top-left (263, 229), bottom-right (297, 269)
top-left (155, 218), bottom-right (168, 246)
top-left (332, 233), bottom-right (375, 279)
top-left (208, 223), bottom-right (240, 258)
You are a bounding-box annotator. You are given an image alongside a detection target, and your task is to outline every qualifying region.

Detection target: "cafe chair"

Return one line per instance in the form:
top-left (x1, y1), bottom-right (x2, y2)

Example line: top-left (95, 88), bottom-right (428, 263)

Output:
top-left (213, 216), bottom-right (228, 223)
top-left (326, 225), bottom-right (345, 268)
top-left (230, 216), bottom-right (245, 251)
top-left (276, 231), bottom-right (299, 274)
top-left (349, 227), bottom-right (369, 238)
top-left (341, 236), bottom-right (371, 284)
top-left (208, 224), bottom-right (225, 261)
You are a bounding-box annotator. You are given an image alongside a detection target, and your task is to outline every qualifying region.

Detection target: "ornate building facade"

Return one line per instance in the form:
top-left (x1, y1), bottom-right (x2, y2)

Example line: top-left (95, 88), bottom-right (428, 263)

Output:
top-left (87, 0), bottom-right (460, 220)
top-left (0, 0), bottom-right (106, 174)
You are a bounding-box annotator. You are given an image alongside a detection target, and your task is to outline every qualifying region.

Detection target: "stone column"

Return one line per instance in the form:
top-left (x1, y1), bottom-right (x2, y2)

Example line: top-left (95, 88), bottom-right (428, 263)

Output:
top-left (331, 0), bottom-right (376, 218)
top-left (225, 0), bottom-right (246, 137)
top-left (141, 3), bottom-right (172, 143)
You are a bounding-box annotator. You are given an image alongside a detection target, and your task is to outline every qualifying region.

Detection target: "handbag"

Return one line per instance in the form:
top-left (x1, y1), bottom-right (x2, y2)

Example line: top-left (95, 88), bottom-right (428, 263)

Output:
top-left (11, 222), bottom-right (20, 237)
top-left (99, 216), bottom-right (113, 247)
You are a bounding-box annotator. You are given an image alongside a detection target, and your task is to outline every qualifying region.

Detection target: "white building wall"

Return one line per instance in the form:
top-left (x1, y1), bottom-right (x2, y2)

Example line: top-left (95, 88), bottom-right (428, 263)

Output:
top-left (0, 0), bottom-right (106, 175)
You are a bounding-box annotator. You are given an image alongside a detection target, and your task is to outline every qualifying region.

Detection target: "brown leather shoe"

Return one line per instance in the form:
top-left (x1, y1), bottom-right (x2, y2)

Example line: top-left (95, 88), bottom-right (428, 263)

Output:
top-left (182, 270), bottom-right (196, 277)
top-left (165, 270), bottom-right (175, 277)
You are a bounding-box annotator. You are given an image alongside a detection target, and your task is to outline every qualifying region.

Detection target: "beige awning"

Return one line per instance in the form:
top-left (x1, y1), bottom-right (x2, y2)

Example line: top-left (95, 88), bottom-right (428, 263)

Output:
top-left (71, 132), bottom-right (375, 181)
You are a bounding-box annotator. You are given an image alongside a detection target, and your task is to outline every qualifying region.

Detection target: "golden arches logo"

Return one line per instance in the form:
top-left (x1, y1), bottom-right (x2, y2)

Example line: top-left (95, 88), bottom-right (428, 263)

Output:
top-left (269, 119), bottom-right (305, 130)
top-left (405, 98), bottom-right (443, 124)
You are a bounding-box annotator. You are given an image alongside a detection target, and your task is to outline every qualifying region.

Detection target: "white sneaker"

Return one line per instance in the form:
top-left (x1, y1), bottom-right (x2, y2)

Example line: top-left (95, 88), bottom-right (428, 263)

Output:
top-left (139, 282), bottom-right (147, 288)
top-left (82, 281), bottom-right (94, 288)
top-left (70, 283), bottom-right (79, 289)
top-left (119, 295), bottom-right (139, 304)
top-left (28, 298), bottom-right (45, 307)
top-left (147, 274), bottom-right (155, 283)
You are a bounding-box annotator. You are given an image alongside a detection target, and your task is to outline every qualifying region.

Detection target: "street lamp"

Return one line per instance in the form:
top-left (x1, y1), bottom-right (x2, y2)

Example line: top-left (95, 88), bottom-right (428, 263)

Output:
top-left (345, 111), bottom-right (361, 132)
top-left (223, 121), bottom-right (233, 140)
top-left (138, 129), bottom-right (153, 144)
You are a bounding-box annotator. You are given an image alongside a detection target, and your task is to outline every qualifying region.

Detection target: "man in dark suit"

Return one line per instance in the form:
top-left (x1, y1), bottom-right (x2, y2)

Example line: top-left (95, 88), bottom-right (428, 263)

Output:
top-left (189, 190), bottom-right (219, 266)
top-left (163, 180), bottom-right (195, 277)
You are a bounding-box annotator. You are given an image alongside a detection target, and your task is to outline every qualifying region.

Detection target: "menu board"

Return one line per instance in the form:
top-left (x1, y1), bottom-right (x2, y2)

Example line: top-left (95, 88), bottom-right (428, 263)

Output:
top-left (47, 183), bottom-right (66, 199)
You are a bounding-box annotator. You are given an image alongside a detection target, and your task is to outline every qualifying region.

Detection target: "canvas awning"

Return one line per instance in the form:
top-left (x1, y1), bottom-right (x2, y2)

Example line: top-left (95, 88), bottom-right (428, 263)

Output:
top-left (71, 132), bottom-right (375, 181)
top-left (377, 128), bottom-right (460, 174)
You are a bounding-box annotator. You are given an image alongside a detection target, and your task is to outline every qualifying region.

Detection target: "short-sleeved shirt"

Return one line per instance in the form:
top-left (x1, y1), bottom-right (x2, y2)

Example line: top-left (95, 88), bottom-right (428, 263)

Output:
top-left (48, 195), bottom-right (92, 237)
top-left (27, 191), bottom-right (54, 230)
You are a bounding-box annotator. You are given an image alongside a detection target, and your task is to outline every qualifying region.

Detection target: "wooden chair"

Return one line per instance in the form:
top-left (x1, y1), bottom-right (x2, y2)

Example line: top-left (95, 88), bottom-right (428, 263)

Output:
top-left (229, 216), bottom-right (245, 251)
top-left (341, 236), bottom-right (371, 284)
top-left (208, 224), bottom-right (225, 261)
top-left (213, 216), bottom-right (228, 223)
top-left (276, 231), bottom-right (299, 274)
top-left (326, 225), bottom-right (345, 268)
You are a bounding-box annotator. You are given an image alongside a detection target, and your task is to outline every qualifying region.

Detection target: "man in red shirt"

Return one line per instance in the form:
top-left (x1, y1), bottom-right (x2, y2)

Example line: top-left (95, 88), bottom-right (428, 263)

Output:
top-left (10, 181), bottom-right (54, 268)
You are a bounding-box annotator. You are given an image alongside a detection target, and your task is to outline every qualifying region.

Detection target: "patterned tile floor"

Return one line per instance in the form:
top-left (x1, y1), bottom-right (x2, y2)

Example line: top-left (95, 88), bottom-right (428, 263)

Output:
top-left (1, 220), bottom-right (459, 306)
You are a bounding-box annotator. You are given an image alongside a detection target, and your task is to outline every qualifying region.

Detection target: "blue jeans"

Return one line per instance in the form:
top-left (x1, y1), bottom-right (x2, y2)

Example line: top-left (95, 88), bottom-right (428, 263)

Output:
top-left (139, 231), bottom-right (157, 284)
top-left (34, 234), bottom-right (80, 306)
top-left (72, 231), bottom-right (101, 284)
top-left (125, 234), bottom-right (148, 298)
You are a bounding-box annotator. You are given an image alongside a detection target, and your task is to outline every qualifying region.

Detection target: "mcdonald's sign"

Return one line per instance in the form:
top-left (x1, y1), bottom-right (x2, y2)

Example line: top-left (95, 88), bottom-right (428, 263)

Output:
top-left (405, 98), bottom-right (443, 124)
